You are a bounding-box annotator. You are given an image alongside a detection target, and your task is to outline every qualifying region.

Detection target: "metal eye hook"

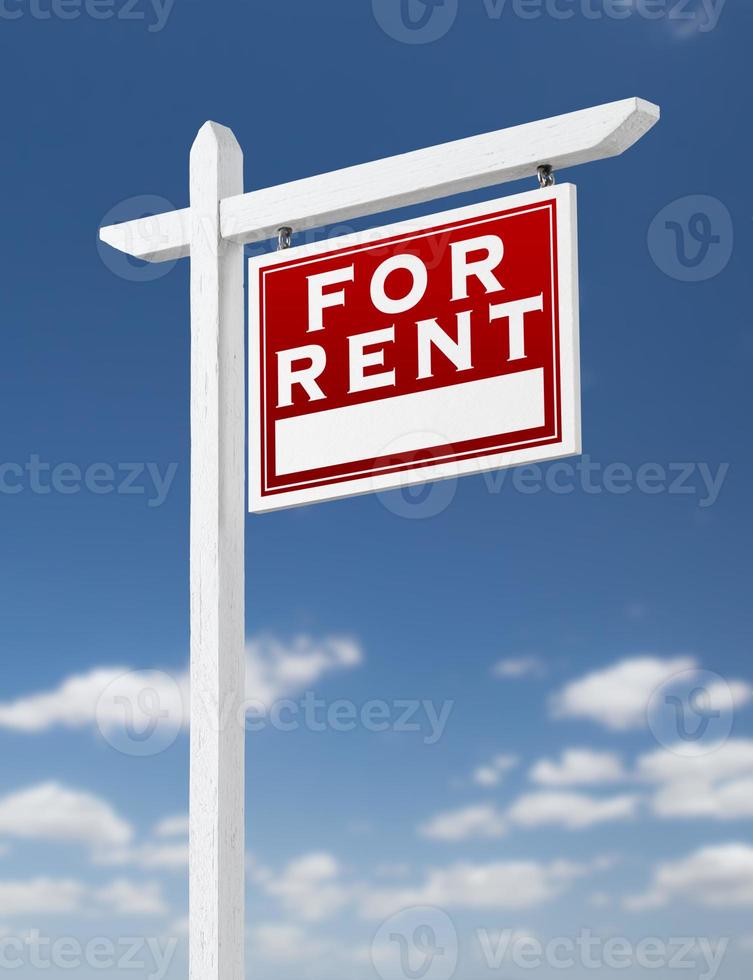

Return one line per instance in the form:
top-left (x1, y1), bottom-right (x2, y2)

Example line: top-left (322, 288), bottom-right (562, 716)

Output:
top-left (537, 165), bottom-right (555, 188)
top-left (277, 226), bottom-right (293, 250)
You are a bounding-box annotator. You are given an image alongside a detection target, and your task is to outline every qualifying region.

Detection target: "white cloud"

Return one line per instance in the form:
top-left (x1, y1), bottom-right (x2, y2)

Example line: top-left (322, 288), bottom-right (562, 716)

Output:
top-left (637, 738), bottom-right (753, 820)
top-left (473, 767), bottom-right (501, 788)
top-left (94, 878), bottom-right (169, 916)
top-left (92, 812), bottom-right (190, 868)
top-left (359, 858), bottom-right (588, 920)
top-left (67, 806), bottom-right (191, 871)
top-left (258, 853), bottom-right (351, 923)
top-left (419, 804), bottom-right (507, 841)
top-left (421, 737), bottom-right (753, 848)
top-left (625, 843), bottom-right (753, 910)
top-left (708, 679), bottom-right (753, 712)
top-left (0, 878), bottom-right (85, 916)
top-left (251, 922), bottom-right (332, 962)
top-left (550, 656), bottom-right (695, 730)
top-left (0, 635), bottom-right (363, 735)
top-left (530, 749), bottom-right (627, 787)
top-left (245, 635), bottom-right (362, 707)
top-left (0, 874), bottom-right (168, 918)
top-left (507, 791), bottom-right (639, 830)
top-left (492, 656), bottom-right (545, 679)
top-left (0, 876), bottom-right (168, 916)
top-left (137, 843), bottom-right (189, 869)
top-left (153, 814), bottom-right (188, 839)
top-left (256, 849), bottom-right (602, 928)
top-left (473, 753), bottom-right (518, 787)
top-left (97, 841), bottom-right (189, 871)
top-left (0, 668), bottom-right (134, 733)
top-left (250, 921), bottom-right (368, 971)
top-left (0, 782), bottom-right (190, 870)
top-left (638, 743), bottom-right (753, 782)
top-left (0, 782), bottom-right (132, 849)
top-left (0, 666), bottom-right (167, 735)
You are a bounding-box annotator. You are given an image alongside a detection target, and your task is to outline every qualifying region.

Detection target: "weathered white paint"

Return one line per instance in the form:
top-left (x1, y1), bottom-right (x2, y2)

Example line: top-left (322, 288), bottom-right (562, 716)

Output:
top-left (97, 99), bottom-right (659, 971)
top-left (188, 122), bottom-right (245, 980)
top-left (100, 97), bottom-right (659, 261)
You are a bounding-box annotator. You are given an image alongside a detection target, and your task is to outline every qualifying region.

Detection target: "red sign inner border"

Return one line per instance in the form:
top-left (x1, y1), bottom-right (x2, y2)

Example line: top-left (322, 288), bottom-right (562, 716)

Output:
top-left (256, 198), bottom-right (563, 498)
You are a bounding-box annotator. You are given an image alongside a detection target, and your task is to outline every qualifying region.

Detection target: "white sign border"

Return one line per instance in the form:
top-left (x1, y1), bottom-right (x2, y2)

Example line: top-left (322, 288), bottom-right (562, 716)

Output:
top-left (248, 183), bottom-right (580, 513)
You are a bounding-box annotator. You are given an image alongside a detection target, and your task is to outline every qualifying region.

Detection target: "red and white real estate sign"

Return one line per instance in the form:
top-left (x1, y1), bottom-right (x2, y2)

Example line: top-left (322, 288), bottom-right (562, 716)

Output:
top-left (248, 185), bottom-right (580, 512)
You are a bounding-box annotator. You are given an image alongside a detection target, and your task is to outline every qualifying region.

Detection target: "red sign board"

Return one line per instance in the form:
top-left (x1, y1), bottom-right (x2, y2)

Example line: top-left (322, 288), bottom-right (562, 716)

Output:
top-left (248, 185), bottom-right (580, 512)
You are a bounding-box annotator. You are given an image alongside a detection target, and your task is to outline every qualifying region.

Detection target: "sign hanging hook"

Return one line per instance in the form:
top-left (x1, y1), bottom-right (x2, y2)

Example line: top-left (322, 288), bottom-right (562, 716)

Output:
top-left (537, 165), bottom-right (555, 188)
top-left (278, 226), bottom-right (293, 250)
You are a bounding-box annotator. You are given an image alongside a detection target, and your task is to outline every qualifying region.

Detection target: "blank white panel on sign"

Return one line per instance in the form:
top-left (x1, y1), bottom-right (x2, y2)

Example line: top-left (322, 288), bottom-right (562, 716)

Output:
top-left (276, 369), bottom-right (545, 476)
top-left (248, 184), bottom-right (580, 512)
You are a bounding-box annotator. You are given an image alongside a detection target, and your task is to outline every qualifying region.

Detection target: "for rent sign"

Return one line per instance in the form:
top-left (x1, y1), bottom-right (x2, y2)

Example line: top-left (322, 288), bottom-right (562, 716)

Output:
top-left (248, 185), bottom-right (580, 511)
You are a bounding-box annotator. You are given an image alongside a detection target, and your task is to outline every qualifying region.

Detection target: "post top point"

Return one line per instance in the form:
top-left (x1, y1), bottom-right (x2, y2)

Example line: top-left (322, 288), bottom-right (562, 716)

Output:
top-left (191, 120), bottom-right (242, 157)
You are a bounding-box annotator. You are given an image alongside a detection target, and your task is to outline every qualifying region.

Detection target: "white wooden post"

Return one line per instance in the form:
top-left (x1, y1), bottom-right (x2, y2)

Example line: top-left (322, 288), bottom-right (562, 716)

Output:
top-left (188, 122), bottom-right (246, 980)
top-left (97, 97), bottom-right (660, 977)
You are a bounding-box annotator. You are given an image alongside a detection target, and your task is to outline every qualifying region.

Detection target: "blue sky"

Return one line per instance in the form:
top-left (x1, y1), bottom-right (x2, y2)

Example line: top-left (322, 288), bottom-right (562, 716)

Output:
top-left (0, 0), bottom-right (752, 977)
